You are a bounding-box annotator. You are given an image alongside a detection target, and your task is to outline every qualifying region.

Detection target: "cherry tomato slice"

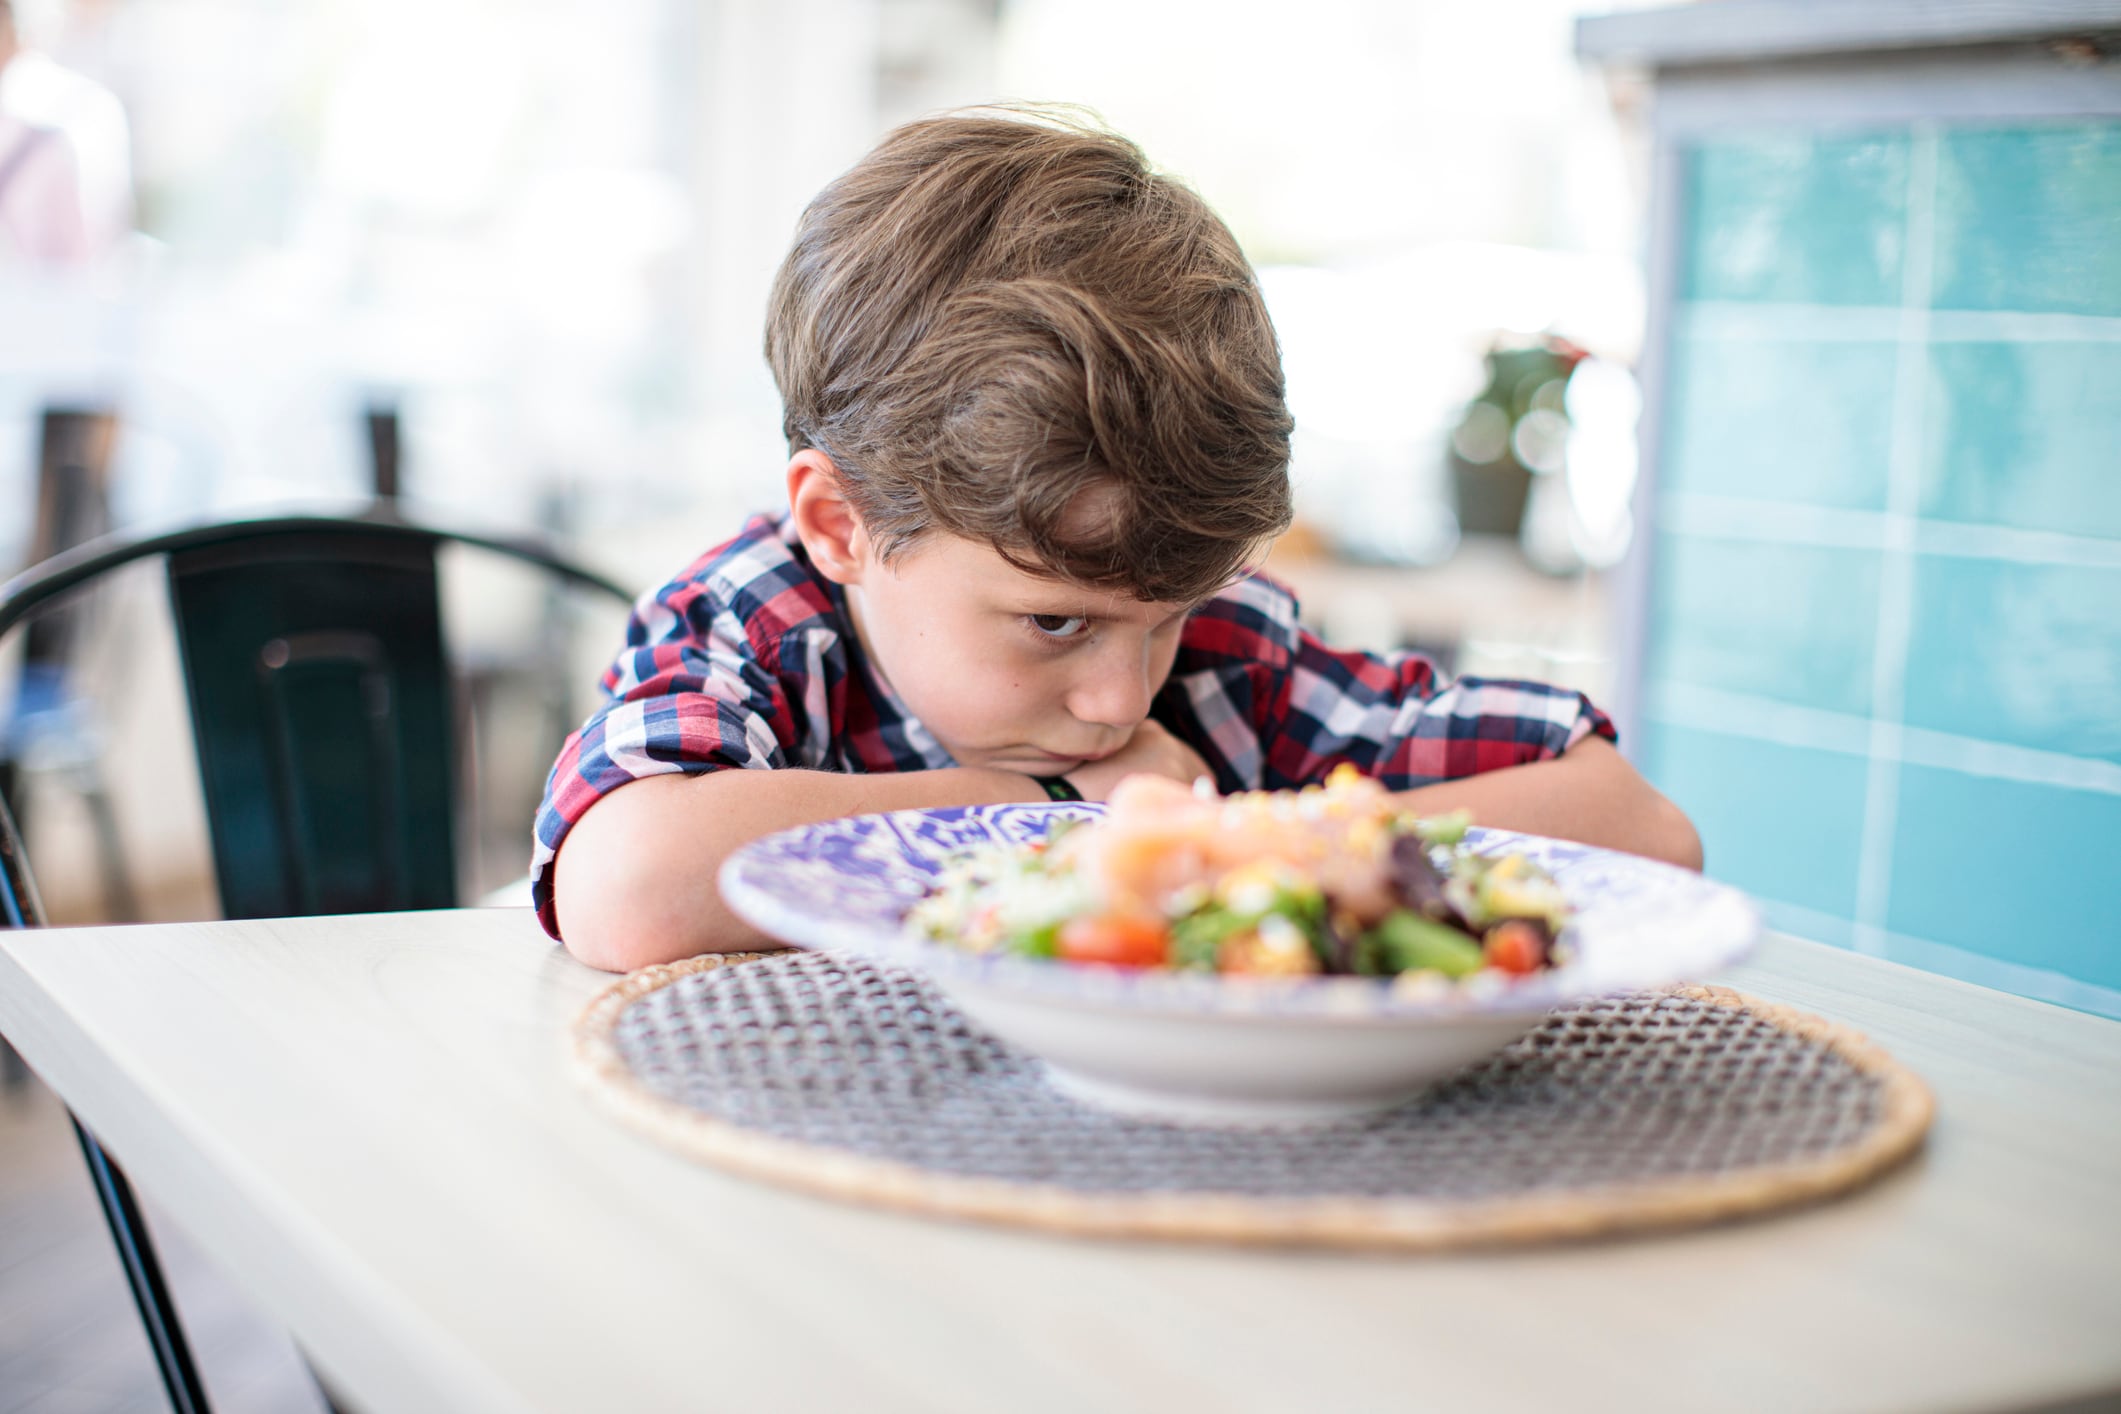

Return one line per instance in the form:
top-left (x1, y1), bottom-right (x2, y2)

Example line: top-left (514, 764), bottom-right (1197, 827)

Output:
top-left (1056, 914), bottom-right (1171, 969)
top-left (1482, 919), bottom-right (1547, 976)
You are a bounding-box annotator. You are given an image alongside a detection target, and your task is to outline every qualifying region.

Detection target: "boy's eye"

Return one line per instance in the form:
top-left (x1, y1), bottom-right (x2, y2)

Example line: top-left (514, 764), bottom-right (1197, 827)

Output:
top-left (1027, 613), bottom-right (1091, 641)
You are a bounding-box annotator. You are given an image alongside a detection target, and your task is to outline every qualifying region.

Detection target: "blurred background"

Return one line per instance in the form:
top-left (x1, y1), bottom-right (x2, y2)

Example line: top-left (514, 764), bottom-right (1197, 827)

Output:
top-left (0, 1), bottom-right (2115, 1001)
top-left (2, 1), bottom-right (2118, 1408)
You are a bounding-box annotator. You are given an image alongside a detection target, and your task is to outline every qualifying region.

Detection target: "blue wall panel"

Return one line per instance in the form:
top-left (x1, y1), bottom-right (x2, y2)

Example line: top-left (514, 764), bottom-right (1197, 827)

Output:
top-left (1931, 126), bottom-right (2121, 316)
top-left (1887, 766), bottom-right (2121, 992)
top-left (1646, 119), bottom-right (2121, 1018)
top-left (1902, 557), bottom-right (2121, 764)
top-left (1664, 336), bottom-right (1898, 510)
top-left (1648, 534), bottom-right (1882, 719)
top-left (1920, 342), bottom-right (2121, 541)
top-left (1684, 134), bottom-right (1910, 305)
top-left (1640, 721), bottom-right (1870, 922)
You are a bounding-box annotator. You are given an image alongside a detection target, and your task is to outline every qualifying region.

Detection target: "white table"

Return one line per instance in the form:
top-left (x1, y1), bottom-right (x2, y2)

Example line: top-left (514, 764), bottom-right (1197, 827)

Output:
top-left (3, 910), bottom-right (2118, 1414)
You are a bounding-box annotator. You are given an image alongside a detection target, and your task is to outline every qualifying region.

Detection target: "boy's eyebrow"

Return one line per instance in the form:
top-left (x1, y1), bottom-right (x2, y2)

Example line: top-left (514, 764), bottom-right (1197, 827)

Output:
top-left (1005, 595), bottom-right (1206, 624)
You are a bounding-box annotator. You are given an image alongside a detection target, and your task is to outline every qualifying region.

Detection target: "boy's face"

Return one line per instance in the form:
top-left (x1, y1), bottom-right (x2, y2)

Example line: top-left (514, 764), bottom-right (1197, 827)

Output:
top-left (841, 530), bottom-right (1201, 776)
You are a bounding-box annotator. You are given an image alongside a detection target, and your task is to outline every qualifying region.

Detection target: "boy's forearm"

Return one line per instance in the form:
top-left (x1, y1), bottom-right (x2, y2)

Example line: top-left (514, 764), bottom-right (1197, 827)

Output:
top-left (554, 766), bottom-right (1046, 972)
top-left (557, 739), bottom-right (1699, 972)
top-left (1388, 738), bottom-right (1703, 871)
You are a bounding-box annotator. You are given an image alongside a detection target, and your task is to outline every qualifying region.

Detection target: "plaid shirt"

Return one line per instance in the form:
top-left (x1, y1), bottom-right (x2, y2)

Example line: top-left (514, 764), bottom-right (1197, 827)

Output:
top-left (532, 513), bottom-right (1616, 937)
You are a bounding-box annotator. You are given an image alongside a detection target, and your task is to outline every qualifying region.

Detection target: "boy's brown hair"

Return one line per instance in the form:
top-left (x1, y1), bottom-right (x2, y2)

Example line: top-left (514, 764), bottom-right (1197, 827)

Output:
top-left (765, 107), bottom-right (1294, 606)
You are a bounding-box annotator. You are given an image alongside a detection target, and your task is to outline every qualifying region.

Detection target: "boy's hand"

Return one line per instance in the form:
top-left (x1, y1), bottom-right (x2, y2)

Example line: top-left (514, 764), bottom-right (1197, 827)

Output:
top-left (1062, 720), bottom-right (1212, 801)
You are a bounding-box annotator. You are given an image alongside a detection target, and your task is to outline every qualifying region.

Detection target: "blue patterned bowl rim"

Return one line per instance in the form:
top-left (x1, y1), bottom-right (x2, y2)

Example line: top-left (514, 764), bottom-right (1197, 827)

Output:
top-left (718, 802), bottom-right (1760, 1021)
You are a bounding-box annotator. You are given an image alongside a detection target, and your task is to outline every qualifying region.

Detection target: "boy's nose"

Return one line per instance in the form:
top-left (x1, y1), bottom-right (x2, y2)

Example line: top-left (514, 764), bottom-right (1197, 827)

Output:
top-left (1065, 641), bottom-right (1156, 730)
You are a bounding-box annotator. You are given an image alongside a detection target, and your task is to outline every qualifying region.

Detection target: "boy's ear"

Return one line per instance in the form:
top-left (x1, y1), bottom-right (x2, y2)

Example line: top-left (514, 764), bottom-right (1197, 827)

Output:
top-left (786, 450), bottom-right (872, 585)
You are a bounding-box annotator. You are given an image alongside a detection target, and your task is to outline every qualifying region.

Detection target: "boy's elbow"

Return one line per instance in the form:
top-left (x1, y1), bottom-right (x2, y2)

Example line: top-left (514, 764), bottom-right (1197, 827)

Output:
top-left (555, 847), bottom-right (690, 973)
top-left (552, 774), bottom-right (782, 972)
top-left (560, 905), bottom-right (676, 974)
top-left (1567, 736), bottom-right (1702, 871)
top-left (1649, 793), bottom-right (1704, 872)
top-left (551, 789), bottom-right (716, 973)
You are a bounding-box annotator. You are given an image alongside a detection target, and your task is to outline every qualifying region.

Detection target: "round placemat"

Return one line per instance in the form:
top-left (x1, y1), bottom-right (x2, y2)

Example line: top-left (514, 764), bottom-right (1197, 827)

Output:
top-left (572, 951), bottom-right (1933, 1250)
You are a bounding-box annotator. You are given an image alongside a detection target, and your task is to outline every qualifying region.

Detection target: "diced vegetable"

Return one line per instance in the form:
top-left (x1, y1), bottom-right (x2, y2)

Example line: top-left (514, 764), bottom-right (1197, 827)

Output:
top-left (1386, 833), bottom-right (1456, 922)
top-left (1473, 854), bottom-right (1570, 931)
top-left (1015, 922), bottom-right (1062, 960)
top-left (1218, 915), bottom-right (1321, 976)
top-left (1409, 810), bottom-right (1472, 847)
top-left (1367, 910), bottom-right (1486, 978)
top-left (1482, 919), bottom-right (1548, 975)
top-left (1056, 915), bottom-right (1170, 969)
top-left (1170, 907), bottom-right (1249, 970)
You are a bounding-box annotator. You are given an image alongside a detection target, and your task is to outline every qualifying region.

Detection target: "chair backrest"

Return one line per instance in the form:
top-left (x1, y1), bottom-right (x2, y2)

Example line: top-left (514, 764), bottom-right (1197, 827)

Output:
top-left (0, 511), bottom-right (633, 922)
top-left (169, 528), bottom-right (458, 918)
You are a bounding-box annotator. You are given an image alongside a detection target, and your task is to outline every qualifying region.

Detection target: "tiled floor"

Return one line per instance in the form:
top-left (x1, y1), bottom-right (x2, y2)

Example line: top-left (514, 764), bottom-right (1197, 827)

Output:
top-left (0, 1065), bottom-right (324, 1414)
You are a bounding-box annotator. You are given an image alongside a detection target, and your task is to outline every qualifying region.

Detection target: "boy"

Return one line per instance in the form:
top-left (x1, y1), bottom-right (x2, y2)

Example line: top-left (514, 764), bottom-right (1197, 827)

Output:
top-left (537, 109), bottom-right (1699, 973)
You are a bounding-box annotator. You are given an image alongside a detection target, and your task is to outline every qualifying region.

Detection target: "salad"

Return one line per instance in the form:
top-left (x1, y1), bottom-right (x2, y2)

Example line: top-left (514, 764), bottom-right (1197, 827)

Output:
top-left (906, 765), bottom-right (1573, 988)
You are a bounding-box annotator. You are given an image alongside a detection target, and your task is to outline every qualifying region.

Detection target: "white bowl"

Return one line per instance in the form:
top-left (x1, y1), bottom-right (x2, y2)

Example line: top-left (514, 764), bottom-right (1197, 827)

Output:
top-left (719, 803), bottom-right (1760, 1125)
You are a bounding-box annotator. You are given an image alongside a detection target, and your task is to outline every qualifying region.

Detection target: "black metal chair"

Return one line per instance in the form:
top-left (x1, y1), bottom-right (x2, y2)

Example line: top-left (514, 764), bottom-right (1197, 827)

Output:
top-left (0, 508), bottom-right (633, 1413)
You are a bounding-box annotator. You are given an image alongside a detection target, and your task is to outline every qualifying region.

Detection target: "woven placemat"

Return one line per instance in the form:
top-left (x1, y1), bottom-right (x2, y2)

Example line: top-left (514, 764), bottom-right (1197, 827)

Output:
top-left (572, 951), bottom-right (1933, 1250)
